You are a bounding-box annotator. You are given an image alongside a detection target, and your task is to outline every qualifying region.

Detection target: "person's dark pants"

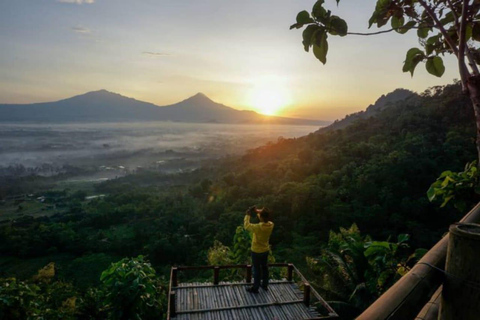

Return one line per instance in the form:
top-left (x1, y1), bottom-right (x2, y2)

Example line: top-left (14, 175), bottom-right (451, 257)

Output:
top-left (251, 251), bottom-right (269, 290)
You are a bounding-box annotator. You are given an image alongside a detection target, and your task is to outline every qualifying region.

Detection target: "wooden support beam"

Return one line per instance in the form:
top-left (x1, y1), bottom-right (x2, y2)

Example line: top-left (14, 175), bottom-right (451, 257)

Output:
top-left (169, 291), bottom-right (176, 318)
top-left (246, 264), bottom-right (252, 283)
top-left (172, 267), bottom-right (178, 287)
top-left (304, 282), bottom-right (311, 307)
top-left (287, 263), bottom-right (294, 282)
top-left (213, 266), bottom-right (220, 285)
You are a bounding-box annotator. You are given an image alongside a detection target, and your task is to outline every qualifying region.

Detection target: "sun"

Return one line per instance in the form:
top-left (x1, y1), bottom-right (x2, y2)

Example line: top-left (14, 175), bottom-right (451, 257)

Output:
top-left (249, 87), bottom-right (289, 116)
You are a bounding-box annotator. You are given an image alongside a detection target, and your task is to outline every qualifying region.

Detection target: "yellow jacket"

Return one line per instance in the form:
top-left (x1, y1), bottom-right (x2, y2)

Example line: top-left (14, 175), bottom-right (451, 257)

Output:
top-left (244, 215), bottom-right (274, 253)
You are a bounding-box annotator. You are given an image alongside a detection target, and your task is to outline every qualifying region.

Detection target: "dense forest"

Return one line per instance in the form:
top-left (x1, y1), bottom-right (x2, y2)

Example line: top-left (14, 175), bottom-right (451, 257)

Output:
top-left (1, 82), bottom-right (478, 319)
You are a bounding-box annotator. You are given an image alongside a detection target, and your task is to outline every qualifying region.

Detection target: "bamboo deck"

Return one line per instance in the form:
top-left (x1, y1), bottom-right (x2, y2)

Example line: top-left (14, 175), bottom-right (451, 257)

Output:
top-left (171, 280), bottom-right (321, 320)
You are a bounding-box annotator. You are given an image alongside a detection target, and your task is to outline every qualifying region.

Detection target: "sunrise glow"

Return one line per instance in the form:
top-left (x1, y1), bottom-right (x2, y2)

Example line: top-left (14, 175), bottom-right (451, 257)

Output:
top-left (248, 85), bottom-right (291, 116)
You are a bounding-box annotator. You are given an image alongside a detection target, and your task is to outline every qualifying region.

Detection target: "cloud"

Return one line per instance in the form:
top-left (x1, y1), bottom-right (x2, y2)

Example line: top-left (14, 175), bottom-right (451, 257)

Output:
top-left (57, 0), bottom-right (95, 4)
top-left (71, 26), bottom-right (92, 34)
top-left (142, 52), bottom-right (171, 57)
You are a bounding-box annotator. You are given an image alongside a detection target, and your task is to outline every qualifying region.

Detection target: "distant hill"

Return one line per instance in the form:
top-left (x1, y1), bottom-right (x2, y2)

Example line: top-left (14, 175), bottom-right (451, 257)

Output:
top-left (318, 88), bottom-right (418, 133)
top-left (0, 90), bottom-right (329, 126)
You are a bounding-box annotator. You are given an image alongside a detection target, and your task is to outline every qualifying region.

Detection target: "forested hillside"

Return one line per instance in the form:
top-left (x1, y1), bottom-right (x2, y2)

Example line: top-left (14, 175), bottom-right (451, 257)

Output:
top-left (1, 82), bottom-right (478, 319)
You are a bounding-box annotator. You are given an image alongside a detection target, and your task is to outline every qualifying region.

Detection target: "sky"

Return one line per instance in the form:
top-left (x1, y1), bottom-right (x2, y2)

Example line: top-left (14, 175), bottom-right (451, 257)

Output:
top-left (0, 0), bottom-right (461, 121)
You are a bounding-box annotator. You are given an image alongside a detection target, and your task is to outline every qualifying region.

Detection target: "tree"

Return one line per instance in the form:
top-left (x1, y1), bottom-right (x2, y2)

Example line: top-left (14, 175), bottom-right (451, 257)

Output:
top-left (99, 256), bottom-right (166, 320)
top-left (291, 0), bottom-right (480, 163)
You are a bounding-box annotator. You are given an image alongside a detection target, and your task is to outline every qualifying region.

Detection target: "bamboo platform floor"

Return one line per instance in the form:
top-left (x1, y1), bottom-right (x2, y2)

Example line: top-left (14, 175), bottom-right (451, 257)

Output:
top-left (171, 280), bottom-right (321, 320)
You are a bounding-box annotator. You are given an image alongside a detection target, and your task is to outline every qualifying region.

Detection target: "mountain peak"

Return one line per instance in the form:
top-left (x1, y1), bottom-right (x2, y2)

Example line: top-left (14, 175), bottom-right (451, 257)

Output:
top-left (185, 92), bottom-right (213, 103)
top-left (74, 90), bottom-right (127, 101)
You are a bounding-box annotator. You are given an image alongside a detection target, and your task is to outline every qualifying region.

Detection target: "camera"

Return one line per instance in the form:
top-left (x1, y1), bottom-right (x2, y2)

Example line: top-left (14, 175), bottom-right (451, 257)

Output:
top-left (248, 206), bottom-right (257, 218)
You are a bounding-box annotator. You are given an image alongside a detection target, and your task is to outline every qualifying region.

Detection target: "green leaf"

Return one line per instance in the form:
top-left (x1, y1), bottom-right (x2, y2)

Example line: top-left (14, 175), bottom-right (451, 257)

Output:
top-left (329, 16), bottom-right (348, 36)
top-left (312, 0), bottom-right (327, 22)
top-left (425, 35), bottom-right (441, 55)
top-left (313, 31), bottom-right (328, 64)
top-left (441, 194), bottom-right (454, 207)
top-left (297, 11), bottom-right (313, 25)
top-left (391, 16), bottom-right (404, 29)
top-left (426, 56), bottom-right (445, 77)
top-left (402, 48), bottom-right (425, 76)
top-left (426, 35), bottom-right (440, 45)
top-left (397, 20), bottom-right (415, 34)
top-left (303, 25), bottom-right (321, 52)
top-left (397, 234), bottom-right (409, 244)
top-left (368, 11), bottom-right (379, 28)
top-left (427, 186), bottom-right (436, 201)
top-left (370, 0), bottom-right (394, 28)
top-left (290, 23), bottom-right (302, 30)
top-left (417, 26), bottom-right (430, 39)
top-left (439, 12), bottom-right (454, 25)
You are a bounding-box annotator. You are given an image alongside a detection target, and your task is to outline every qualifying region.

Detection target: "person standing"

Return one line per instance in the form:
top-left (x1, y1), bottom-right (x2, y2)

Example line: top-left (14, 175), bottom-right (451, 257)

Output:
top-left (244, 206), bottom-right (274, 293)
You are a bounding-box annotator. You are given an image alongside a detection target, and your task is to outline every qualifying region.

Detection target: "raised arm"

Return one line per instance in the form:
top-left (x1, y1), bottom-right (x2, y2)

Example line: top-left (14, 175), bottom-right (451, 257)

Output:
top-left (244, 214), bottom-right (259, 232)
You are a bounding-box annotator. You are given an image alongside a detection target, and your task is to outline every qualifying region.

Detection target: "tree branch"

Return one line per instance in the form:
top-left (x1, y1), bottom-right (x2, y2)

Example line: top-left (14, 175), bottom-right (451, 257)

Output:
top-left (448, 0), bottom-right (479, 75)
top-left (346, 25), bottom-right (434, 36)
top-left (447, 0), bottom-right (460, 29)
top-left (417, 0), bottom-right (459, 56)
top-left (458, 0), bottom-right (472, 89)
top-left (347, 29), bottom-right (396, 36)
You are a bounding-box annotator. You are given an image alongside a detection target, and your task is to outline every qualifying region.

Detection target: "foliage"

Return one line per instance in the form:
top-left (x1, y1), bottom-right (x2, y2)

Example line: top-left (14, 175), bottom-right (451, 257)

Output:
top-left (428, 161), bottom-right (480, 212)
top-left (0, 272), bottom-right (80, 320)
top-left (292, 0), bottom-right (479, 82)
top-left (99, 255), bottom-right (166, 320)
top-left (231, 226), bottom-right (252, 264)
top-left (0, 278), bottom-right (41, 320)
top-left (306, 225), bottom-right (426, 318)
top-left (207, 240), bottom-right (233, 266)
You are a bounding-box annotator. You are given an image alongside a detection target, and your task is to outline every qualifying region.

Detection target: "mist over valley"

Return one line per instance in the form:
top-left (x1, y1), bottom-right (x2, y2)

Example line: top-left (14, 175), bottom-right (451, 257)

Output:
top-left (0, 121), bottom-right (319, 179)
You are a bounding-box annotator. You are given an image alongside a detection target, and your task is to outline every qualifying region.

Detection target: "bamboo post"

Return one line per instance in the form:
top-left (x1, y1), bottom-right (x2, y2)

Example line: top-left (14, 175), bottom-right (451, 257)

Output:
top-left (213, 266), bottom-right (220, 285)
top-left (246, 265), bottom-right (252, 283)
top-left (172, 267), bottom-right (178, 287)
top-left (169, 291), bottom-right (176, 317)
top-left (304, 282), bottom-right (311, 307)
top-left (439, 223), bottom-right (480, 320)
top-left (287, 263), bottom-right (294, 282)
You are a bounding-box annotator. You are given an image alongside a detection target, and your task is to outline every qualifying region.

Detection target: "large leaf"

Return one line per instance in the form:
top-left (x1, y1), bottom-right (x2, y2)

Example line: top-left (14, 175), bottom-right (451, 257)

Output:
top-left (297, 10), bottom-right (313, 24)
top-left (425, 35), bottom-right (441, 55)
top-left (402, 48), bottom-right (425, 76)
top-left (417, 26), bottom-right (430, 39)
top-left (397, 234), bottom-right (410, 244)
top-left (364, 241), bottom-right (390, 257)
top-left (391, 16), bottom-right (404, 29)
top-left (426, 56), bottom-right (445, 77)
top-left (329, 16), bottom-right (348, 36)
top-left (312, 0), bottom-right (328, 22)
top-left (303, 25), bottom-right (321, 52)
top-left (313, 31), bottom-right (328, 64)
